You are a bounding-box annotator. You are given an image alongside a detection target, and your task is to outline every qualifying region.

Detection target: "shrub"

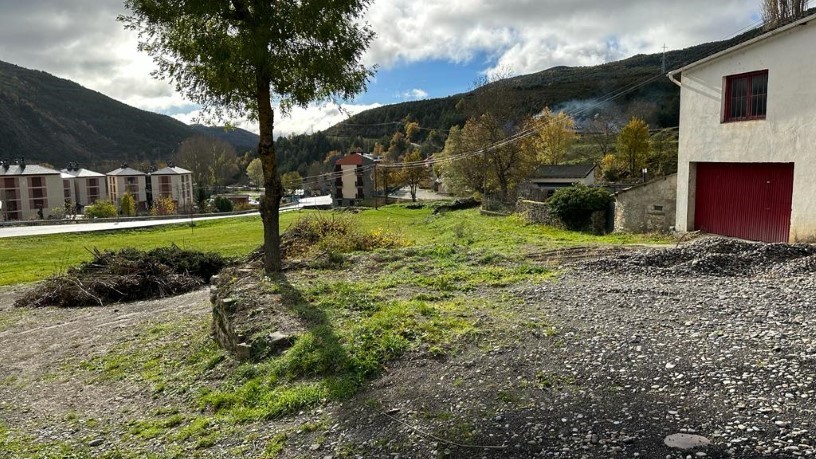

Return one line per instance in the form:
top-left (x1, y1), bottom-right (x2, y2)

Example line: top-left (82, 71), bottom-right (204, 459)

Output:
top-left (213, 196), bottom-right (234, 213)
top-left (547, 184), bottom-right (613, 231)
top-left (84, 200), bottom-right (118, 219)
top-left (120, 192), bottom-right (137, 217)
top-left (280, 214), bottom-right (406, 259)
top-left (151, 195), bottom-right (177, 216)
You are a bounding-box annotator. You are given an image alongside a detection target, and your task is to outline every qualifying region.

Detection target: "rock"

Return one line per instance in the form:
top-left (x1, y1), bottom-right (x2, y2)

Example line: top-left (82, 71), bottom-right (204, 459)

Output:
top-left (88, 438), bottom-right (104, 447)
top-left (664, 433), bottom-right (711, 450)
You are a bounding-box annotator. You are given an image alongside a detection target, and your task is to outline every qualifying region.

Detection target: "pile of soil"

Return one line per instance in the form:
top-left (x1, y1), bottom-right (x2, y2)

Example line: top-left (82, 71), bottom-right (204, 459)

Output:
top-left (15, 246), bottom-right (228, 308)
top-left (584, 237), bottom-right (816, 277)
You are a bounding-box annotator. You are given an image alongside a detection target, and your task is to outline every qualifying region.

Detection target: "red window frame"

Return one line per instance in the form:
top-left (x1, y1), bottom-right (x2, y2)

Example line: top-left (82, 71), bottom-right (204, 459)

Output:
top-left (723, 70), bottom-right (768, 122)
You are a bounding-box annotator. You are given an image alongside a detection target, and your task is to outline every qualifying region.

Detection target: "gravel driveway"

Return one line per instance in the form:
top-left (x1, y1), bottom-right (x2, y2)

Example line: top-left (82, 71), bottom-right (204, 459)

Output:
top-left (310, 240), bottom-right (816, 458)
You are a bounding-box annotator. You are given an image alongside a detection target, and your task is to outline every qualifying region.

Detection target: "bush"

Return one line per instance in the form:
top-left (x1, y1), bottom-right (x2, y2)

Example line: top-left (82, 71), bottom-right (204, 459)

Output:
top-left (213, 196), bottom-right (234, 213)
top-left (84, 200), bottom-right (118, 219)
top-left (280, 214), bottom-right (406, 259)
top-left (547, 184), bottom-right (613, 231)
top-left (151, 195), bottom-right (177, 216)
top-left (120, 192), bottom-right (137, 217)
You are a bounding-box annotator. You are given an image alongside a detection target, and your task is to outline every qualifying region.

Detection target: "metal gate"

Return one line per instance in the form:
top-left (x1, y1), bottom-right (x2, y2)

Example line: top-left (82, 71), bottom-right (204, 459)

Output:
top-left (694, 162), bottom-right (794, 243)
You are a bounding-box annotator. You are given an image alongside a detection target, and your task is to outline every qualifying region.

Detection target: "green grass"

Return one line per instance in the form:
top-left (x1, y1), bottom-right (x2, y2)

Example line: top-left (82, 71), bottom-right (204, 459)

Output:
top-left (1, 205), bottom-right (670, 456)
top-left (0, 207), bottom-right (668, 286)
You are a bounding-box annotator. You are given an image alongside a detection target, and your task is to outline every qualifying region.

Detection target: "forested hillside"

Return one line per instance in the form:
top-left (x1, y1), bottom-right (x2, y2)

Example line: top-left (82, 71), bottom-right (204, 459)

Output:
top-left (276, 25), bottom-right (764, 176)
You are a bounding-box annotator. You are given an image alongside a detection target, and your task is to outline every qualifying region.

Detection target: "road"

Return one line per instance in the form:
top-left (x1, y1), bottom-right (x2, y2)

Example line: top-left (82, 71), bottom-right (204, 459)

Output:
top-left (0, 212), bottom-right (261, 238)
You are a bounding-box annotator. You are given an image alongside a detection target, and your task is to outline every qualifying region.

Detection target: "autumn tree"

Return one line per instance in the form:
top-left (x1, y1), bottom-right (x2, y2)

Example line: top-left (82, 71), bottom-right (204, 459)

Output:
top-left (246, 158), bottom-right (263, 190)
top-left (521, 108), bottom-right (577, 165)
top-left (762, 0), bottom-right (809, 29)
top-left (648, 129), bottom-right (678, 177)
top-left (281, 171), bottom-right (303, 195)
top-left (400, 149), bottom-right (426, 202)
top-left (121, 0), bottom-right (374, 274)
top-left (616, 117), bottom-right (651, 178)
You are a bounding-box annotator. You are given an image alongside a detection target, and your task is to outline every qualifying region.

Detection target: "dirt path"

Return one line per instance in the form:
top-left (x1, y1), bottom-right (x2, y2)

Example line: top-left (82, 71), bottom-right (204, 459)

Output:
top-left (0, 289), bottom-right (210, 427)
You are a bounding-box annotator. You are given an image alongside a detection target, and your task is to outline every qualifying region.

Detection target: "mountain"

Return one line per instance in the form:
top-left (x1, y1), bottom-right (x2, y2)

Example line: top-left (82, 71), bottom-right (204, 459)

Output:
top-left (276, 26), bottom-right (765, 175)
top-left (0, 60), bottom-right (258, 170)
top-left (324, 26), bottom-right (765, 140)
top-left (192, 124), bottom-right (259, 154)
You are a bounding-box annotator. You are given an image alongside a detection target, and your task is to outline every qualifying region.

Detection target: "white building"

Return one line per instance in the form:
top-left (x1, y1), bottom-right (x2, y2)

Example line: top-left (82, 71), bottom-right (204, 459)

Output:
top-left (61, 165), bottom-right (107, 210)
top-left (669, 14), bottom-right (816, 243)
top-left (149, 164), bottom-right (194, 210)
top-left (0, 160), bottom-right (63, 220)
top-left (107, 165), bottom-right (148, 210)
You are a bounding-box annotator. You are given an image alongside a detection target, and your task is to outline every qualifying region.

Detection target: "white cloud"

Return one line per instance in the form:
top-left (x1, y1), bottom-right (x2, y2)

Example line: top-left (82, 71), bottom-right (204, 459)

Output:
top-left (0, 0), bottom-right (764, 137)
top-left (171, 102), bottom-right (382, 138)
top-left (400, 88), bottom-right (429, 100)
top-left (364, 0), bottom-right (760, 77)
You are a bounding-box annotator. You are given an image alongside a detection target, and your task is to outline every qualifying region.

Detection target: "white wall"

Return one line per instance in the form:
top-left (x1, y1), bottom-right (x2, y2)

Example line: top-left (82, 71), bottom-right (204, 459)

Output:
top-left (340, 165), bottom-right (358, 201)
top-left (676, 21), bottom-right (816, 241)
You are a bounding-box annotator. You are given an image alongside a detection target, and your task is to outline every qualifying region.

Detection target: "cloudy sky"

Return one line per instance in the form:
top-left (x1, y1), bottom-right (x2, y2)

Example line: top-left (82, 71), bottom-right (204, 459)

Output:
top-left (0, 0), bottom-right (761, 137)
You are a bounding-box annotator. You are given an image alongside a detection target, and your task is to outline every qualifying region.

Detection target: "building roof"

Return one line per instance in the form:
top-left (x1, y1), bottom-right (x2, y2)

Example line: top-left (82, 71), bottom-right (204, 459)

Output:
top-left (0, 164), bottom-right (61, 176)
top-left (670, 12), bottom-right (816, 75)
top-left (107, 166), bottom-right (146, 176)
top-left (61, 168), bottom-right (106, 178)
top-left (531, 164), bottom-right (596, 179)
top-left (152, 166), bottom-right (192, 175)
top-left (335, 153), bottom-right (380, 166)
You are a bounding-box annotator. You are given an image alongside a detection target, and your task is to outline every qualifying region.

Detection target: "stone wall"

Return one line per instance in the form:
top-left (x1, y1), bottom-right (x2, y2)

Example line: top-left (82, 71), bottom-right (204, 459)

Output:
top-left (516, 199), bottom-right (559, 226)
top-left (210, 268), bottom-right (300, 361)
top-left (614, 174), bottom-right (677, 233)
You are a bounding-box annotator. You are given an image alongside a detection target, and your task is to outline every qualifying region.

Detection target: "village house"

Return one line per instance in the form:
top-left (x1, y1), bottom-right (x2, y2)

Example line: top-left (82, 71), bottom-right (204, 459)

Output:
top-left (0, 159), bottom-right (63, 220)
top-left (669, 13), bottom-right (816, 242)
top-left (61, 163), bottom-right (108, 211)
top-left (149, 163), bottom-right (194, 211)
top-left (333, 151), bottom-right (379, 207)
top-left (518, 164), bottom-right (596, 202)
top-left (107, 164), bottom-right (148, 210)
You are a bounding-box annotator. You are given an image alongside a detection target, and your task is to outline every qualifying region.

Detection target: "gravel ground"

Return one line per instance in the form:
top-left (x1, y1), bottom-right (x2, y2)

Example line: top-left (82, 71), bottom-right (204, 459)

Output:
top-left (301, 240), bottom-right (816, 458)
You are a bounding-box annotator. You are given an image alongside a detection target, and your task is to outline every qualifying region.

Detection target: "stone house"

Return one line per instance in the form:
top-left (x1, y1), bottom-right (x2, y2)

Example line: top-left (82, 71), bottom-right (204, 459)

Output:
top-left (614, 174), bottom-right (677, 233)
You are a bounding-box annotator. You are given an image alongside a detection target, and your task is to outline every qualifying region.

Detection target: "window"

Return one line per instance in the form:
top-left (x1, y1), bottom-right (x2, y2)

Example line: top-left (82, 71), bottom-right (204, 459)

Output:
top-left (724, 70), bottom-right (768, 122)
top-left (28, 176), bottom-right (48, 211)
top-left (86, 178), bottom-right (100, 203)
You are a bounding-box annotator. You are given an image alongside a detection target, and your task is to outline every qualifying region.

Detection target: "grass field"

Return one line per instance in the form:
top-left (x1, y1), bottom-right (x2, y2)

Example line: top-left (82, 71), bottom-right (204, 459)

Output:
top-left (0, 206), bottom-right (669, 286)
top-left (0, 205), bottom-right (674, 457)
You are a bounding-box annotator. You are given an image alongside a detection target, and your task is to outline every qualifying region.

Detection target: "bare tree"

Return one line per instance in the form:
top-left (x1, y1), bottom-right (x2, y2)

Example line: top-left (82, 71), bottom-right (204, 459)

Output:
top-left (762, 0), bottom-right (809, 29)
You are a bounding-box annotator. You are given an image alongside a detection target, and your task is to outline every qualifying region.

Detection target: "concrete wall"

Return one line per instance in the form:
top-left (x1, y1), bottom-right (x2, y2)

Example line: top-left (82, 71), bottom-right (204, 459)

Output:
top-left (676, 20), bottom-right (816, 241)
top-left (615, 174), bottom-right (677, 233)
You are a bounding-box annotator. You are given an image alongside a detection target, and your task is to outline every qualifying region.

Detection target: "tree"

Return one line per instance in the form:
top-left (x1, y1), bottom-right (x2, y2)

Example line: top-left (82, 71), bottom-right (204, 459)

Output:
top-left (616, 117), bottom-right (650, 178)
top-left (400, 149), bottom-right (427, 202)
top-left (175, 135), bottom-right (240, 191)
top-left (762, 0), bottom-right (809, 29)
top-left (120, 192), bottom-right (137, 217)
top-left (437, 124), bottom-right (486, 196)
top-left (281, 171), bottom-right (304, 195)
top-left (246, 158), bottom-right (263, 190)
top-left (121, 0), bottom-right (374, 274)
top-left (521, 108), bottom-right (577, 165)
top-left (648, 129), bottom-right (678, 177)
top-left (547, 184), bottom-right (613, 231)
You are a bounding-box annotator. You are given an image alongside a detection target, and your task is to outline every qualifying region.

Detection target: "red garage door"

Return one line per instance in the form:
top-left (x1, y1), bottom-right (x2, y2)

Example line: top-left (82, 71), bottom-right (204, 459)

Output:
top-left (694, 162), bottom-right (793, 243)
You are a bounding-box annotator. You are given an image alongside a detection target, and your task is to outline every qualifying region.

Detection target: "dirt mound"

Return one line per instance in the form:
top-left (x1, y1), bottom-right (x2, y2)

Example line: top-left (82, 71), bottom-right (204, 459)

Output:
top-left (15, 246), bottom-right (228, 308)
top-left (584, 237), bottom-right (816, 277)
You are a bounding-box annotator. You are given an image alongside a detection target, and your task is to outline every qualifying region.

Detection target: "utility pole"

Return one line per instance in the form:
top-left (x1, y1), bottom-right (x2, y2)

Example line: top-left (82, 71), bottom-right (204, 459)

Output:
top-left (373, 162), bottom-right (378, 210)
top-left (662, 44), bottom-right (668, 74)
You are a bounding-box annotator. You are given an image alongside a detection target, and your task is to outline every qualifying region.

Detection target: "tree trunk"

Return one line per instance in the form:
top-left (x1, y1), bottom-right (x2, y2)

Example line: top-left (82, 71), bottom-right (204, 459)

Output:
top-left (257, 76), bottom-right (283, 274)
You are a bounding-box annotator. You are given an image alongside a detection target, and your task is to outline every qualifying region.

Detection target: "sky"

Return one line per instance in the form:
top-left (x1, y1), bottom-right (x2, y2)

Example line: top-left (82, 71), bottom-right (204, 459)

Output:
top-left (0, 0), bottom-right (762, 138)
